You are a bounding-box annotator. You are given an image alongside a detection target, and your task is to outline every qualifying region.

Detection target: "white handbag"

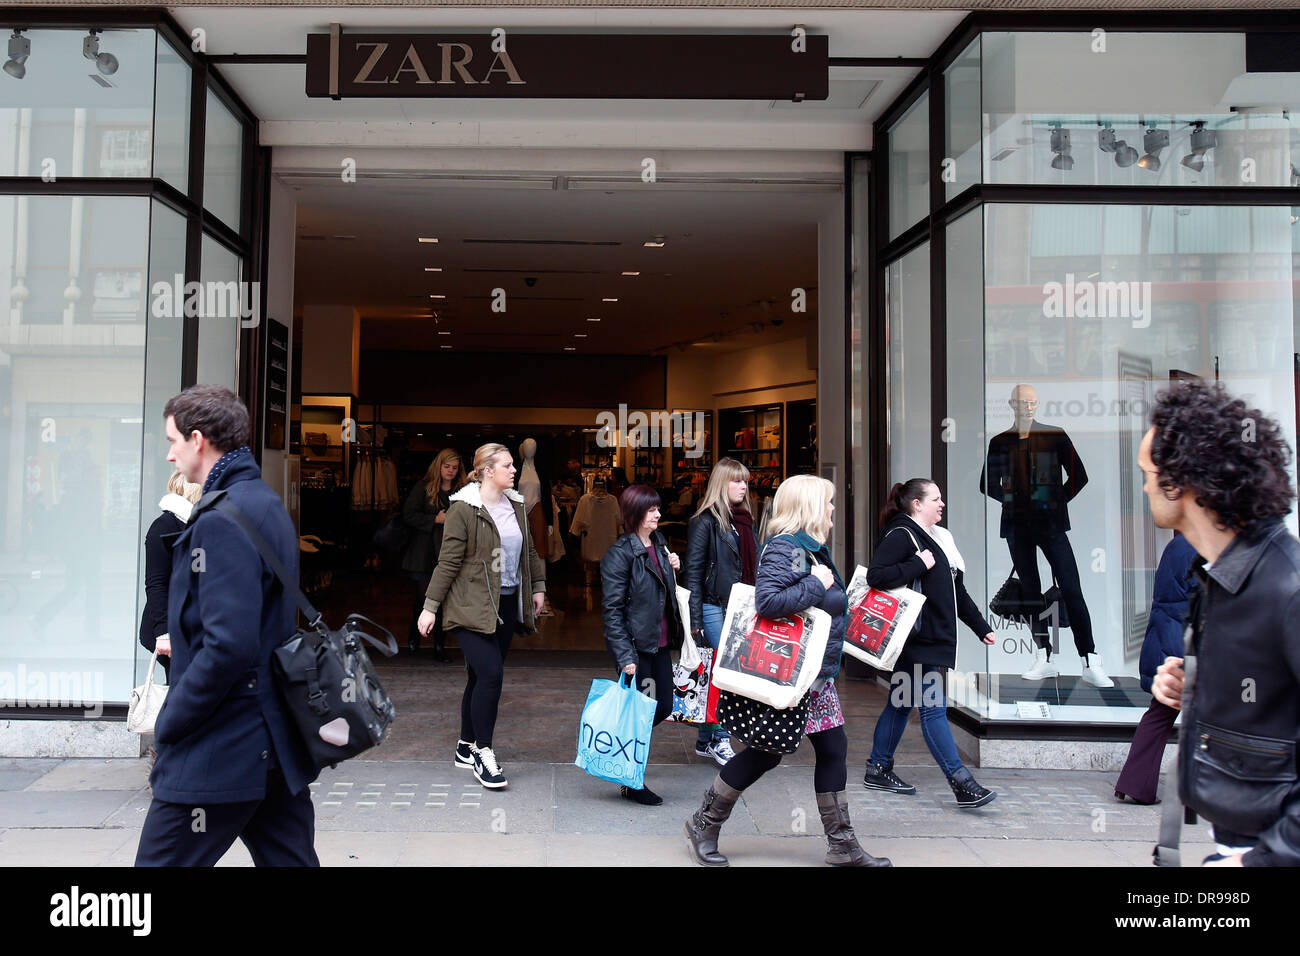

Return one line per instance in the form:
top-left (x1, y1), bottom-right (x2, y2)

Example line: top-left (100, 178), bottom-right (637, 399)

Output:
top-left (842, 528), bottom-right (928, 671)
top-left (127, 646), bottom-right (168, 734)
top-left (675, 586), bottom-right (701, 671)
top-left (712, 581), bottom-right (830, 710)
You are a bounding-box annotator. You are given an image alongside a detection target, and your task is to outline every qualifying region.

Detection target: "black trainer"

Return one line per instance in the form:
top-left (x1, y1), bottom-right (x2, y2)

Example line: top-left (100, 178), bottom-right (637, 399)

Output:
top-left (863, 760), bottom-right (917, 795)
top-left (454, 740), bottom-right (474, 769)
top-left (948, 768), bottom-right (996, 808)
top-left (472, 746), bottom-right (507, 789)
top-left (620, 784), bottom-right (664, 806)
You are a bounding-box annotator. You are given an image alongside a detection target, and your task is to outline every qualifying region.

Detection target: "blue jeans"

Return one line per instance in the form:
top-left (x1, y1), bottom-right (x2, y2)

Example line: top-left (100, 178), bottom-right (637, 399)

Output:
top-left (869, 663), bottom-right (964, 778)
top-left (696, 604), bottom-right (730, 745)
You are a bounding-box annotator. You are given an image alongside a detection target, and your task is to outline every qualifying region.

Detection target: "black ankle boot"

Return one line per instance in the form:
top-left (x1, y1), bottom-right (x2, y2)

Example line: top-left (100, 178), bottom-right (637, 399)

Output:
top-left (815, 791), bottom-right (893, 867)
top-left (620, 784), bottom-right (663, 806)
top-left (684, 775), bottom-right (741, 866)
top-left (948, 767), bottom-right (996, 808)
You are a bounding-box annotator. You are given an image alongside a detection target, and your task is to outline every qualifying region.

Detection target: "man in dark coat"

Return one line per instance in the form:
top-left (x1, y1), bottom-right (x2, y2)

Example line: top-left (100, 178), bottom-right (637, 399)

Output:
top-left (980, 383), bottom-right (1111, 687)
top-left (1148, 382), bottom-right (1300, 867)
top-left (135, 385), bottom-right (318, 867)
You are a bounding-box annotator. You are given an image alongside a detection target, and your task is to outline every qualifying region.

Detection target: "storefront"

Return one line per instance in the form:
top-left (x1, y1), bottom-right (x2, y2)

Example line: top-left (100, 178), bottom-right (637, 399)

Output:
top-left (856, 15), bottom-right (1300, 764)
top-left (1, 6), bottom-right (1297, 766)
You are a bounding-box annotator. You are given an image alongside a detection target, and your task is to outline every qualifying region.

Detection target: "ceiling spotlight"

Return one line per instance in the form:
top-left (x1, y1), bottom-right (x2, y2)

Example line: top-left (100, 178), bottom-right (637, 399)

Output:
top-left (4, 30), bottom-right (29, 80)
top-left (1049, 124), bottom-right (1073, 171)
top-left (1181, 122), bottom-right (1217, 173)
top-left (1098, 127), bottom-right (1138, 168)
top-left (83, 30), bottom-right (118, 76)
top-left (1137, 128), bottom-right (1170, 172)
top-left (643, 236), bottom-right (665, 248)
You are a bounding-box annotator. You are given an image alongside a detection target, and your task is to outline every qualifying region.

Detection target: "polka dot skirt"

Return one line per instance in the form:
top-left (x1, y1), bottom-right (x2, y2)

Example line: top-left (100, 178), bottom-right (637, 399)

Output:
top-left (715, 688), bottom-right (813, 755)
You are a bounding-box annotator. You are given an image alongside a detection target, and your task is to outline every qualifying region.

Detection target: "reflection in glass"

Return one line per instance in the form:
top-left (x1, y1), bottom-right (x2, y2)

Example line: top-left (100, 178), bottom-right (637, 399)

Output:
top-left (964, 202), bottom-right (1298, 722)
top-left (888, 93), bottom-right (930, 238)
top-left (0, 196), bottom-right (151, 704)
top-left (0, 29), bottom-right (157, 179)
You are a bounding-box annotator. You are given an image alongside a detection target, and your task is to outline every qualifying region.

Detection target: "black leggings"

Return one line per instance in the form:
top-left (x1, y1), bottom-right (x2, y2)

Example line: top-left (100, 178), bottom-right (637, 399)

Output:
top-left (630, 647), bottom-right (674, 728)
top-left (720, 724), bottom-right (849, 794)
top-left (454, 592), bottom-right (518, 748)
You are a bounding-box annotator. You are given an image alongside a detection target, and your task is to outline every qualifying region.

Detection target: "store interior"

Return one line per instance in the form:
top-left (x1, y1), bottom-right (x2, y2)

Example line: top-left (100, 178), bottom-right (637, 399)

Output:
top-left (283, 177), bottom-right (823, 657)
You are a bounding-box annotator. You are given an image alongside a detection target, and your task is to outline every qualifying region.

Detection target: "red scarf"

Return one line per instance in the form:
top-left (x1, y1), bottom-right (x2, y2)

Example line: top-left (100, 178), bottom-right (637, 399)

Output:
top-left (731, 507), bottom-right (757, 585)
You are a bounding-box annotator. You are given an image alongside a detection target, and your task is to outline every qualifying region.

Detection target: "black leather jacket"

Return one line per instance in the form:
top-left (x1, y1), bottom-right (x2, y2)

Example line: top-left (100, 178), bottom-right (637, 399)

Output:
top-left (1180, 519), bottom-right (1300, 867)
top-left (685, 511), bottom-right (746, 634)
top-left (599, 531), bottom-right (683, 669)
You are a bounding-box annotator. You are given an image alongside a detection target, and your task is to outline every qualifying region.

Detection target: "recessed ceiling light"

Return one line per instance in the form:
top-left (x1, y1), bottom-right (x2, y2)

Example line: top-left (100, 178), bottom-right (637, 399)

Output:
top-left (621, 271), bottom-right (640, 276)
top-left (419, 237), bottom-right (438, 243)
top-left (602, 297), bottom-right (618, 303)
top-left (438, 331), bottom-right (451, 335)
top-left (564, 346), bottom-right (577, 351)
top-left (643, 238), bottom-right (665, 248)
top-left (441, 345), bottom-right (452, 350)
top-left (574, 333), bottom-right (588, 338)
top-left (587, 317), bottom-right (601, 322)
top-left (429, 294), bottom-right (446, 299)
top-left (424, 267), bottom-right (442, 272)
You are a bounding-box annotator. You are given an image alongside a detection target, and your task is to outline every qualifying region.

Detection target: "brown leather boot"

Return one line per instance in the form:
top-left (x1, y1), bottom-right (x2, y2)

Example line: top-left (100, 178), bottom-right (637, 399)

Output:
top-left (816, 791), bottom-right (893, 867)
top-left (684, 775), bottom-right (742, 867)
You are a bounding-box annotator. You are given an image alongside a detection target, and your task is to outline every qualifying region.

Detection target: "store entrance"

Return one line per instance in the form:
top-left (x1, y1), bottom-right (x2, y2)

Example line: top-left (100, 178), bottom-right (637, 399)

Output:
top-left (281, 165), bottom-right (828, 673)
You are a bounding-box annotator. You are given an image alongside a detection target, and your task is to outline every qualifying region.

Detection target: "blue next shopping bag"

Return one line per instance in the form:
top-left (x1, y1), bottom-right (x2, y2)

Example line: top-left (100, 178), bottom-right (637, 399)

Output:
top-left (575, 674), bottom-right (656, 789)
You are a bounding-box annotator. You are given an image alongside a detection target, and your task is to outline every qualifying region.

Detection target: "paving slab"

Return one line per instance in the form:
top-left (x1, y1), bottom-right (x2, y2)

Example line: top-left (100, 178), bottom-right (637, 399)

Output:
top-left (960, 837), bottom-right (1139, 867)
top-left (553, 763), bottom-right (760, 836)
top-left (397, 832), bottom-right (548, 866)
top-left (0, 758), bottom-right (62, 791)
top-left (0, 789), bottom-right (139, 828)
top-left (0, 826), bottom-right (138, 866)
top-left (25, 757), bottom-right (151, 792)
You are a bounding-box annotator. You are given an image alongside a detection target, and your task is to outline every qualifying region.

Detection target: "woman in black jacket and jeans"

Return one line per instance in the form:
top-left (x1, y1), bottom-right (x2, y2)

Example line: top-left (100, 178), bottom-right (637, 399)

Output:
top-left (600, 484), bottom-right (683, 807)
top-left (864, 478), bottom-right (997, 808)
top-left (403, 449), bottom-right (465, 659)
top-left (685, 475), bottom-right (891, 868)
top-left (684, 457), bottom-right (756, 765)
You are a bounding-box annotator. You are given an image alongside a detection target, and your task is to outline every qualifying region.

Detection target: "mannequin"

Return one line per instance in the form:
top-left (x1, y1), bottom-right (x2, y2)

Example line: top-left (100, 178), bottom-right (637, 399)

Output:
top-left (517, 438), bottom-right (552, 563)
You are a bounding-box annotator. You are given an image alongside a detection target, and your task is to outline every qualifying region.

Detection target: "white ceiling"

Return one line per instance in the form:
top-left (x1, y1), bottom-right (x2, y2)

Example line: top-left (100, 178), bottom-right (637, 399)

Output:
top-left (286, 173), bottom-right (824, 356)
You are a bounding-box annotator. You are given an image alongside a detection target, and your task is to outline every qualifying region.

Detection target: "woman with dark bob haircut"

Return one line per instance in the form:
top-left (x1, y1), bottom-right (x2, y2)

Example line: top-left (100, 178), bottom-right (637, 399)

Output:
top-left (598, 484), bottom-right (684, 806)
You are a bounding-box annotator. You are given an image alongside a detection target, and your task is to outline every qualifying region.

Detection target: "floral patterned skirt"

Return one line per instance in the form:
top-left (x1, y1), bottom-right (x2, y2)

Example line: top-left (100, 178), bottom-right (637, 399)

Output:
top-left (804, 678), bottom-right (845, 735)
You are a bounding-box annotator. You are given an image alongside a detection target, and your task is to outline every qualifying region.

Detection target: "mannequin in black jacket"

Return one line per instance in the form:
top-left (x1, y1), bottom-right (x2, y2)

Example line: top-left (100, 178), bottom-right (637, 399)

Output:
top-left (980, 383), bottom-right (1112, 687)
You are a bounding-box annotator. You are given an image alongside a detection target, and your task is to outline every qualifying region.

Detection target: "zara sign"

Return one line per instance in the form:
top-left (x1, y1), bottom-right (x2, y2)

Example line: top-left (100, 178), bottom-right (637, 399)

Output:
top-left (305, 27), bottom-right (828, 100)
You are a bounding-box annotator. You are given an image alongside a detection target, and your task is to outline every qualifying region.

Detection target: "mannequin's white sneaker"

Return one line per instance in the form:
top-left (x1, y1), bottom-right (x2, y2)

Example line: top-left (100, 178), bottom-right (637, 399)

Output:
top-left (1080, 655), bottom-right (1115, 688)
top-left (1021, 649), bottom-right (1058, 680)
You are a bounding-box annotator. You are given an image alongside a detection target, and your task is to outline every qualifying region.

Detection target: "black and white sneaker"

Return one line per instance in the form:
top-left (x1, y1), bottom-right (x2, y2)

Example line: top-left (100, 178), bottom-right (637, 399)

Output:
top-left (947, 768), bottom-right (996, 809)
top-left (454, 740), bottom-right (474, 769)
top-left (472, 746), bottom-right (507, 789)
top-left (863, 760), bottom-right (917, 795)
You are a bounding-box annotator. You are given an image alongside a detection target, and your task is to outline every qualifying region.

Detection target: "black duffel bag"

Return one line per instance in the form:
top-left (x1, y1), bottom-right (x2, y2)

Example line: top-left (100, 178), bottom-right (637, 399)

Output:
top-left (212, 494), bottom-right (398, 769)
top-left (373, 512), bottom-right (410, 556)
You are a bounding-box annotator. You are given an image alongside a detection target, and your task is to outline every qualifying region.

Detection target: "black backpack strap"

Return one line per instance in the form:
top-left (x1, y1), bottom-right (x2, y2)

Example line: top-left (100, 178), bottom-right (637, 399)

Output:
top-left (199, 489), bottom-right (324, 628)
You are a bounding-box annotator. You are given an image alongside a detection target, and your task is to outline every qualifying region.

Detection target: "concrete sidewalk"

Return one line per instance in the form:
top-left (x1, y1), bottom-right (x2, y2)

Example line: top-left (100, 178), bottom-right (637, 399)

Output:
top-left (0, 755), bottom-right (1214, 866)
